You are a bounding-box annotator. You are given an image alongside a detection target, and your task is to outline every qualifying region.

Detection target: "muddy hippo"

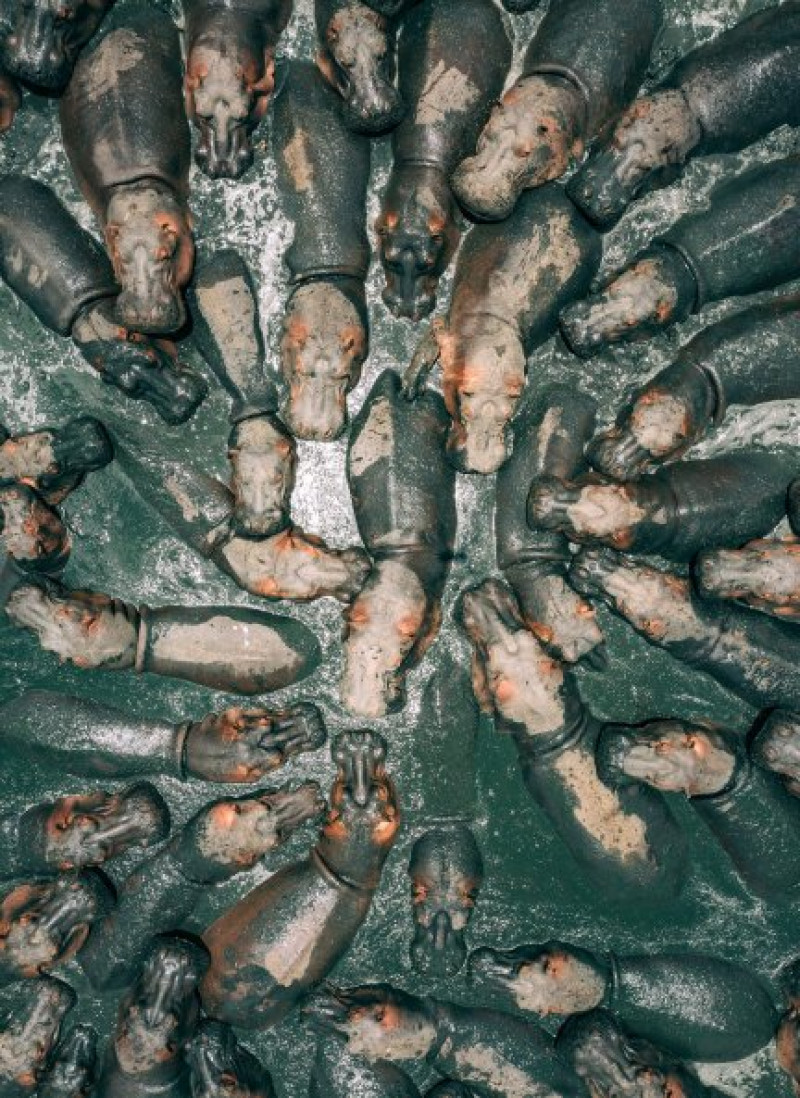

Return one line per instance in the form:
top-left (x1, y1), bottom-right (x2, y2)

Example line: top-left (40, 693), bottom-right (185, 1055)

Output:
top-left (452, 0), bottom-right (663, 221)
top-left (470, 942), bottom-right (776, 1063)
top-left (408, 825), bottom-right (483, 977)
top-left (0, 0), bottom-right (114, 91)
top-left (0, 486), bottom-right (70, 579)
top-left (376, 0), bottom-right (511, 320)
top-left (5, 578), bottom-right (321, 694)
top-left (588, 294), bottom-right (800, 480)
top-left (273, 62), bottom-right (371, 440)
top-left (560, 156), bottom-right (800, 358)
top-left (694, 537), bottom-right (800, 622)
top-left (570, 3), bottom-right (800, 228)
top-left (599, 718), bottom-right (800, 901)
top-left (60, 6), bottom-right (194, 335)
top-left (310, 1035), bottom-right (421, 1098)
top-left (0, 783), bottom-right (169, 876)
top-left (80, 782), bottom-right (321, 992)
top-left (37, 1025), bottom-right (97, 1098)
top-left (0, 690), bottom-right (326, 784)
top-left (752, 711), bottom-right (800, 800)
top-left (184, 0), bottom-right (292, 179)
top-left (0, 417), bottom-right (112, 505)
top-left (456, 578), bottom-right (687, 904)
top-left (529, 449), bottom-right (797, 561)
top-left (307, 982), bottom-right (589, 1098)
top-left (315, 0), bottom-right (420, 133)
top-left (497, 385), bottom-right (604, 665)
top-left (405, 186), bottom-right (600, 474)
top-left (96, 936), bottom-right (208, 1098)
top-left (556, 1010), bottom-right (724, 1098)
top-left (343, 370), bottom-right (456, 717)
top-left (0, 977), bottom-right (76, 1097)
top-left (570, 549), bottom-right (800, 712)
top-left (0, 176), bottom-right (206, 423)
top-left (0, 873), bottom-right (113, 985)
top-left (777, 958), bottom-right (800, 1097)
top-left (201, 731), bottom-right (400, 1028)
top-left (186, 1020), bottom-right (275, 1098)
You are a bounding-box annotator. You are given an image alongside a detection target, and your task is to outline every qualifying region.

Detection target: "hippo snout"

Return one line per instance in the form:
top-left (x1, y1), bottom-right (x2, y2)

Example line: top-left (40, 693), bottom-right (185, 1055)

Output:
top-left (114, 286), bottom-right (185, 337)
top-left (468, 946), bottom-right (516, 988)
top-left (195, 126), bottom-right (254, 181)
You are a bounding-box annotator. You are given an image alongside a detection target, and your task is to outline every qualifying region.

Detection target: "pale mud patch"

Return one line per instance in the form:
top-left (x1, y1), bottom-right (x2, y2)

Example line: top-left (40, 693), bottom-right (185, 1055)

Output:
top-left (219, 529), bottom-right (367, 601)
top-left (349, 396), bottom-right (394, 477)
top-left (698, 542), bottom-right (800, 602)
top-left (511, 955), bottom-right (606, 1017)
top-left (415, 61), bottom-right (480, 128)
top-left (6, 587), bottom-right (139, 668)
top-left (571, 258), bottom-right (680, 343)
top-left (282, 129), bottom-right (315, 193)
top-left (0, 433), bottom-right (56, 483)
top-left (164, 473), bottom-right (201, 523)
top-left (73, 28), bottom-right (145, 101)
top-left (562, 484), bottom-right (649, 540)
top-left (523, 573), bottom-right (604, 665)
top-left (149, 616), bottom-right (302, 676)
top-left (629, 390), bottom-right (694, 457)
top-left (348, 1009), bottom-right (438, 1064)
top-left (0, 487), bottom-right (64, 561)
top-left (257, 886), bottom-right (340, 988)
top-left (115, 1009), bottom-right (176, 1074)
top-left (452, 1041), bottom-right (554, 1098)
top-left (611, 90), bottom-right (703, 185)
top-left (194, 274), bottom-right (261, 394)
top-left (596, 565), bottom-right (707, 644)
top-left (483, 625), bottom-right (565, 736)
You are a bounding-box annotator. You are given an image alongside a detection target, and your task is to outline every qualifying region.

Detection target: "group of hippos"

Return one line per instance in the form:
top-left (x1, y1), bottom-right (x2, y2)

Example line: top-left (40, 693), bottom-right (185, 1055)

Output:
top-left (2, 0), bottom-right (800, 1095)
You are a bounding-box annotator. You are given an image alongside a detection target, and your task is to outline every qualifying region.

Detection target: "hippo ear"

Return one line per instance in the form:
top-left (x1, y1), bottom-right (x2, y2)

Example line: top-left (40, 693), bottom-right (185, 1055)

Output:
top-left (175, 231), bottom-right (196, 294)
top-left (250, 50), bottom-right (276, 95)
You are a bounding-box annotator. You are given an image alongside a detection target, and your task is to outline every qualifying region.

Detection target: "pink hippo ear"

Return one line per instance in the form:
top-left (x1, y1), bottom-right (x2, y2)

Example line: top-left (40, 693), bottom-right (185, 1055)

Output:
top-left (174, 223), bottom-right (196, 292)
top-left (248, 49), bottom-right (276, 122)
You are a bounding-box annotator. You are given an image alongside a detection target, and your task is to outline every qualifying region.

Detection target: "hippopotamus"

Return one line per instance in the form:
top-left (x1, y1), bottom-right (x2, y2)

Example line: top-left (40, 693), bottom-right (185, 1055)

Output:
top-left (37, 1025), bottom-right (97, 1098)
top-left (5, 578), bottom-right (321, 694)
top-left (556, 1010), bottom-right (724, 1098)
top-left (96, 936), bottom-right (209, 1098)
top-left (0, 486), bottom-right (70, 579)
top-left (456, 578), bottom-right (687, 905)
top-left (497, 386), bottom-right (604, 665)
top-left (0, 782), bottom-right (169, 876)
top-left (570, 549), bottom-right (800, 712)
top-left (0, 690), bottom-right (326, 784)
top-left (306, 983), bottom-right (589, 1098)
top-left (560, 155), bottom-right (800, 358)
top-left (0, 66), bottom-right (19, 129)
top-left (310, 1035), bottom-right (421, 1098)
top-left (183, 0), bottom-right (292, 179)
top-left (60, 7), bottom-right (195, 335)
top-left (188, 249), bottom-right (294, 536)
top-left (587, 294), bottom-right (800, 480)
top-left (408, 825), bottom-right (483, 977)
top-left (111, 424), bottom-right (370, 603)
top-left (0, 977), bottom-right (76, 1098)
top-left (186, 1021), bottom-right (275, 1098)
top-left (569, 4), bottom-right (800, 228)
top-left (273, 62), bottom-right (371, 440)
top-left (598, 718), bottom-right (800, 900)
top-left (0, 176), bottom-right (207, 424)
top-left (405, 186), bottom-right (600, 474)
top-left (201, 731), bottom-right (401, 1028)
top-left (752, 711), bottom-right (800, 799)
top-left (470, 942), bottom-right (777, 1063)
top-left (529, 449), bottom-right (797, 561)
top-left (0, 873), bottom-right (113, 985)
top-left (0, 0), bottom-right (114, 91)
top-left (343, 370), bottom-right (456, 717)
top-left (79, 782), bottom-right (322, 991)
top-left (694, 537), bottom-right (800, 622)
top-left (315, 0), bottom-right (420, 134)
top-left (777, 958), bottom-right (800, 1097)
top-left (375, 0), bottom-right (511, 320)
top-left (0, 417), bottom-right (112, 506)
top-left (452, 0), bottom-right (663, 221)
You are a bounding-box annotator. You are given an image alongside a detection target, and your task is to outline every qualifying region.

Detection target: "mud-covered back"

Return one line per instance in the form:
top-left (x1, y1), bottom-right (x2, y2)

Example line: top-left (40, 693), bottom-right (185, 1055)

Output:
top-left (0, 176), bottom-right (116, 335)
top-left (60, 7), bottom-right (190, 212)
top-left (346, 370), bottom-right (456, 557)
top-left (393, 0), bottom-right (512, 169)
top-left (309, 1036), bottom-right (422, 1098)
top-left (523, 0), bottom-right (663, 135)
top-left (274, 61), bottom-right (371, 282)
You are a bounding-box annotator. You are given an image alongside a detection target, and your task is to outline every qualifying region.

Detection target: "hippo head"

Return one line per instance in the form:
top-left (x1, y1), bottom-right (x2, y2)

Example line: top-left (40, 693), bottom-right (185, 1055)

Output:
top-left (469, 941), bottom-right (607, 1017)
top-left (185, 36), bottom-right (275, 180)
top-left (280, 283), bottom-right (368, 441)
top-left (0, 873), bottom-right (113, 981)
top-left (31, 782), bottom-right (170, 872)
top-left (186, 1020), bottom-right (275, 1098)
top-left (316, 4), bottom-right (404, 134)
top-left (0, 977), bottom-right (76, 1092)
top-left (377, 171), bottom-right (458, 321)
top-left (596, 720), bottom-right (737, 799)
top-left (752, 711), bottom-right (800, 796)
top-left (0, 0), bottom-right (112, 91)
top-left (557, 1010), bottom-right (710, 1098)
top-left (305, 983), bottom-right (437, 1063)
top-left (104, 183), bottom-right (194, 335)
top-left (37, 1025), bottom-right (97, 1098)
top-left (228, 415), bottom-right (296, 538)
top-left (0, 485), bottom-right (71, 575)
top-left (408, 826), bottom-right (483, 978)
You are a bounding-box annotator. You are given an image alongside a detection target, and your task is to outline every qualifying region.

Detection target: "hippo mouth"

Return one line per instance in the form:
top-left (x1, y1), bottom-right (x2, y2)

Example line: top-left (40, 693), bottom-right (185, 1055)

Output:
top-left (114, 258), bottom-right (186, 336)
top-left (381, 258), bottom-right (437, 322)
top-left (467, 946), bottom-right (519, 991)
top-left (410, 913), bottom-right (467, 977)
top-left (194, 118), bottom-right (255, 181)
top-left (332, 730), bottom-right (388, 807)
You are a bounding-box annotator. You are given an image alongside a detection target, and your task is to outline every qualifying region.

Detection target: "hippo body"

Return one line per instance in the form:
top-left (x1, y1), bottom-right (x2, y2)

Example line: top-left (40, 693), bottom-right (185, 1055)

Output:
top-left (377, 0), bottom-right (511, 320)
top-left (570, 3), bottom-right (800, 227)
top-left (273, 61), bottom-right (371, 440)
top-left (561, 155), bottom-right (800, 358)
top-left (0, 0), bottom-right (114, 92)
top-left (0, 416), bottom-right (112, 506)
top-left (309, 1037), bottom-right (421, 1098)
top-left (37, 1025), bottom-right (98, 1098)
top-left (0, 978), bottom-right (76, 1098)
